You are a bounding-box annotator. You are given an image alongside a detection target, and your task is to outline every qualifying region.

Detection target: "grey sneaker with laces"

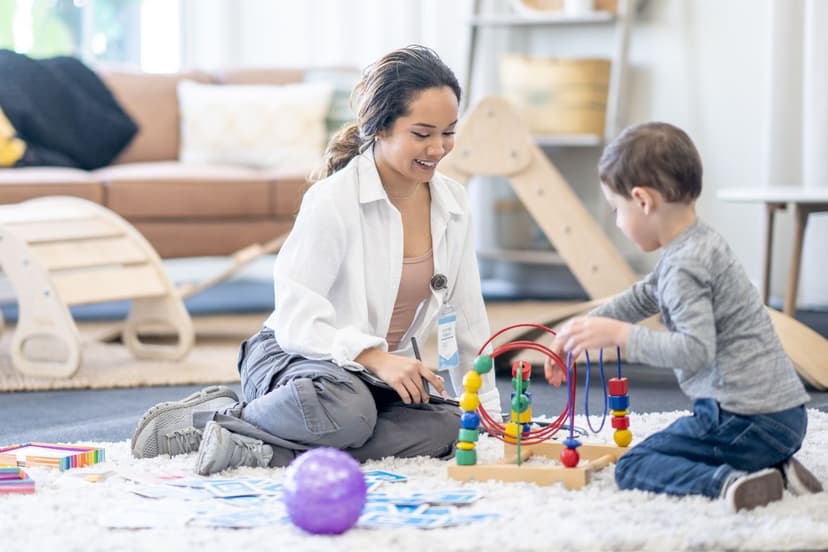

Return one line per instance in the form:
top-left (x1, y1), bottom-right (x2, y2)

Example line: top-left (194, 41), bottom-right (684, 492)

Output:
top-left (194, 421), bottom-right (274, 475)
top-left (724, 468), bottom-right (784, 512)
top-left (782, 456), bottom-right (824, 495)
top-left (130, 385), bottom-right (239, 459)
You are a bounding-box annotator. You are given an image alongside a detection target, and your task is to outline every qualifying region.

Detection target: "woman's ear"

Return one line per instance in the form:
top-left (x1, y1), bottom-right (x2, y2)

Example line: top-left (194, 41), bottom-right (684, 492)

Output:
top-left (630, 186), bottom-right (658, 215)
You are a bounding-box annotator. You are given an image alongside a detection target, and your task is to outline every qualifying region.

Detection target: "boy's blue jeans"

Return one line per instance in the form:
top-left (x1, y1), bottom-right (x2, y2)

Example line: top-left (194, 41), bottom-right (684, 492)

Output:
top-left (615, 399), bottom-right (807, 498)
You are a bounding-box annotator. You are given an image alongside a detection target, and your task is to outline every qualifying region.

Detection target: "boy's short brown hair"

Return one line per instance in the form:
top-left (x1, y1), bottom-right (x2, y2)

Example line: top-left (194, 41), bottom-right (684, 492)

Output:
top-left (598, 122), bottom-right (702, 203)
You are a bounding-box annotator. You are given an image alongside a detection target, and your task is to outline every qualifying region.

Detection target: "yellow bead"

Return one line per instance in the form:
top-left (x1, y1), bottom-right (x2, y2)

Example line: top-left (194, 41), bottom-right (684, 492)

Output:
top-left (611, 409), bottom-right (629, 417)
top-left (463, 371), bottom-right (482, 392)
top-left (614, 429), bottom-right (633, 447)
top-left (504, 422), bottom-right (520, 438)
top-left (456, 441), bottom-right (476, 451)
top-left (459, 392), bottom-right (480, 412)
top-left (512, 409), bottom-right (532, 423)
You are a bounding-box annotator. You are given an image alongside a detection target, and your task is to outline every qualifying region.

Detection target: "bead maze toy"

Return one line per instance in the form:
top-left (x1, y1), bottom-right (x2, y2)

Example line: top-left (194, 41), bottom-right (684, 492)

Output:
top-left (447, 323), bottom-right (631, 490)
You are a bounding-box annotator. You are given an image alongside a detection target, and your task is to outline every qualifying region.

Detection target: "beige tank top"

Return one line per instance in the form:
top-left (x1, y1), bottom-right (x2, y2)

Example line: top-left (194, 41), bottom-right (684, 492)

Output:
top-left (386, 249), bottom-right (434, 351)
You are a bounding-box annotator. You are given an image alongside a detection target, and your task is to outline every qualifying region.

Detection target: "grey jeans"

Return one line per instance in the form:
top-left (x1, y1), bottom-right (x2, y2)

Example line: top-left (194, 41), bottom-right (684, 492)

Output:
top-left (195, 328), bottom-right (460, 467)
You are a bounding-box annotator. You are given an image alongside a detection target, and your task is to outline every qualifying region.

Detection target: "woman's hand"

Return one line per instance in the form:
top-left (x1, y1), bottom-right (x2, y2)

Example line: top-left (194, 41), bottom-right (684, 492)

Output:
top-left (552, 316), bottom-right (631, 360)
top-left (356, 348), bottom-right (447, 404)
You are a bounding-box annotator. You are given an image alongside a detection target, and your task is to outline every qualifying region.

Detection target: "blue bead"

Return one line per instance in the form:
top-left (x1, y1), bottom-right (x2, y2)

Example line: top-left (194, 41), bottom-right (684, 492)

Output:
top-left (609, 395), bottom-right (630, 411)
top-left (460, 411), bottom-right (480, 430)
top-left (563, 437), bottom-right (582, 448)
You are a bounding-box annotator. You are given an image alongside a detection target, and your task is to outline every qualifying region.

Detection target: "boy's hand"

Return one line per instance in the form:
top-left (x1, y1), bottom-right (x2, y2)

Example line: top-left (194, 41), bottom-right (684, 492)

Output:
top-left (552, 316), bottom-right (631, 359)
top-left (543, 339), bottom-right (567, 387)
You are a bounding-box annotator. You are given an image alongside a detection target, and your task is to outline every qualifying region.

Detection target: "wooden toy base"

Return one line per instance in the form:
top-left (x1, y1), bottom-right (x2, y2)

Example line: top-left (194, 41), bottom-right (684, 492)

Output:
top-left (447, 441), bottom-right (629, 490)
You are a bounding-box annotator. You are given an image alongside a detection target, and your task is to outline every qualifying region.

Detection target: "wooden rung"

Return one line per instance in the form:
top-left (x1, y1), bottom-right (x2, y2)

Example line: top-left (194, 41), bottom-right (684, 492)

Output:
top-left (51, 264), bottom-right (167, 305)
top-left (4, 217), bottom-right (122, 244)
top-left (31, 237), bottom-right (149, 270)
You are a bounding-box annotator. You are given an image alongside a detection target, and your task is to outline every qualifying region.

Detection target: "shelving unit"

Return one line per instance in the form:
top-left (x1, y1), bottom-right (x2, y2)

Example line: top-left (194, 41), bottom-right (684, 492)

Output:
top-left (464, 0), bottom-right (636, 144)
top-left (462, 0), bottom-right (638, 267)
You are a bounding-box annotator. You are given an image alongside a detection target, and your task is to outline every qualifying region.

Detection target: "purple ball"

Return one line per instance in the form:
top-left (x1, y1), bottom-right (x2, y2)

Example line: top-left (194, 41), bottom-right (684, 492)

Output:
top-left (283, 447), bottom-right (367, 534)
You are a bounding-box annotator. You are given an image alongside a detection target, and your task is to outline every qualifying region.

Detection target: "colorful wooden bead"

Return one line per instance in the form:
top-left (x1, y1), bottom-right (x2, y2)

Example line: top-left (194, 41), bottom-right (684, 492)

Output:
top-left (609, 395), bottom-right (630, 411)
top-left (459, 392), bottom-right (480, 412)
top-left (511, 393), bottom-right (530, 413)
top-left (473, 354), bottom-right (493, 375)
top-left (608, 377), bottom-right (628, 396)
top-left (511, 360), bottom-right (531, 380)
top-left (611, 409), bottom-right (629, 417)
top-left (512, 409), bottom-right (532, 423)
top-left (504, 422), bottom-right (520, 438)
top-left (560, 447), bottom-right (580, 468)
top-left (460, 411), bottom-right (480, 430)
top-left (462, 370), bottom-right (482, 392)
top-left (611, 416), bottom-right (630, 429)
top-left (614, 428), bottom-right (633, 447)
top-left (456, 441), bottom-right (475, 451)
top-left (563, 437), bottom-right (581, 449)
top-left (458, 428), bottom-right (479, 442)
top-left (455, 448), bottom-right (477, 465)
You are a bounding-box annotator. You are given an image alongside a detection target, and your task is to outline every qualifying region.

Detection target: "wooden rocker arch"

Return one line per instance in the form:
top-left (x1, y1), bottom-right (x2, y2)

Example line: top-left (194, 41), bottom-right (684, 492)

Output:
top-left (440, 96), bottom-right (828, 389)
top-left (0, 196), bottom-right (194, 378)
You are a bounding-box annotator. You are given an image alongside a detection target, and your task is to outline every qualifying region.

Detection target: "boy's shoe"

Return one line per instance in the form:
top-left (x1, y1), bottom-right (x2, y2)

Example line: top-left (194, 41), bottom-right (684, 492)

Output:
top-left (724, 468), bottom-right (784, 512)
top-left (131, 385), bottom-right (239, 459)
top-left (194, 421), bottom-right (274, 475)
top-left (781, 457), bottom-right (824, 495)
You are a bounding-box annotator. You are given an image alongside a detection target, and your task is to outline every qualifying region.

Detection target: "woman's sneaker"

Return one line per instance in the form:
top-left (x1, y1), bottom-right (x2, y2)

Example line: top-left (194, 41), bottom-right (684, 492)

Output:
top-left (194, 421), bottom-right (275, 475)
top-left (781, 457), bottom-right (823, 495)
top-left (130, 386), bottom-right (239, 459)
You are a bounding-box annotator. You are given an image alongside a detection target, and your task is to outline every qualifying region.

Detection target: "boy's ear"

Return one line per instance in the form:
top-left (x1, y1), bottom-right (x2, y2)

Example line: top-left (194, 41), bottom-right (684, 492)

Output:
top-left (630, 186), bottom-right (657, 215)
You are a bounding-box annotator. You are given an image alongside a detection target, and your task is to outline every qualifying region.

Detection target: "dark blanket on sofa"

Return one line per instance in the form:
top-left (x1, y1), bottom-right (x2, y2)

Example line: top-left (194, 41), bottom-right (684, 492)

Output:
top-left (0, 50), bottom-right (138, 170)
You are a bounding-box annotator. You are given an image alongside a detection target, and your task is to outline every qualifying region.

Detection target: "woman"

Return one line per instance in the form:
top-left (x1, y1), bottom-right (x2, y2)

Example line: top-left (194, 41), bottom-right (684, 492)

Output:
top-left (131, 45), bottom-right (501, 475)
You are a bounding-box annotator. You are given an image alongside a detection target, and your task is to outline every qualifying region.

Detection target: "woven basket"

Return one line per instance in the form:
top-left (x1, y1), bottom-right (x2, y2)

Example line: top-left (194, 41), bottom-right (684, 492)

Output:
top-left (500, 55), bottom-right (611, 136)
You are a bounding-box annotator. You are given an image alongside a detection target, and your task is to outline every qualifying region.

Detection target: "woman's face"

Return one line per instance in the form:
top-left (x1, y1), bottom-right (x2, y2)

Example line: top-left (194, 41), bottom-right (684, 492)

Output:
top-left (373, 85), bottom-right (459, 188)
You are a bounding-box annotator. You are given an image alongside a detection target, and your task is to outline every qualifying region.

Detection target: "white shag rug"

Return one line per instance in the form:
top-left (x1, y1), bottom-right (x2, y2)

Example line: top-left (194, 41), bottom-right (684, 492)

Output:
top-left (3, 409), bottom-right (828, 552)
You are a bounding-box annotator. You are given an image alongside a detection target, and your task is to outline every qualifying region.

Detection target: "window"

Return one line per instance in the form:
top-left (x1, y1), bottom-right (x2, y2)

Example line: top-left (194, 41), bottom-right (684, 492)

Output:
top-left (0, 0), bottom-right (179, 71)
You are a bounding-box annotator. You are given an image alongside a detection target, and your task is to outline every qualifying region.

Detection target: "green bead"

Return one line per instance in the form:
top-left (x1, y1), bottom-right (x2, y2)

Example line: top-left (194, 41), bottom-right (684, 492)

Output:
top-left (458, 428), bottom-right (479, 442)
top-left (511, 393), bottom-right (530, 413)
top-left (473, 354), bottom-right (493, 375)
top-left (455, 448), bottom-right (477, 465)
top-left (512, 378), bottom-right (530, 392)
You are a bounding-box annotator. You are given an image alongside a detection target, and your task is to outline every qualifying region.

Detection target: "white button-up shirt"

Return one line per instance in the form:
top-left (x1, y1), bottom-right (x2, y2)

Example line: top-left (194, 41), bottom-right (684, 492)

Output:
top-left (265, 147), bottom-right (500, 412)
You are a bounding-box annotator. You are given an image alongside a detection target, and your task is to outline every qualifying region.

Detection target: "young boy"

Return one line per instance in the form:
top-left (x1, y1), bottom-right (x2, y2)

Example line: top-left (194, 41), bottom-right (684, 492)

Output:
top-left (545, 122), bottom-right (822, 511)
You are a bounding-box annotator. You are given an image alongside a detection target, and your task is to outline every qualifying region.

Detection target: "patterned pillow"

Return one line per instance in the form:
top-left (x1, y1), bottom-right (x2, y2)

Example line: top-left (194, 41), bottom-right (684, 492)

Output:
top-left (177, 80), bottom-right (333, 170)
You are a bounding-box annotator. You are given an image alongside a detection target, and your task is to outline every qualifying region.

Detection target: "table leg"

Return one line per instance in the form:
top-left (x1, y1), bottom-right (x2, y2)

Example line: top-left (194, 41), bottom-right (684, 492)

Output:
top-left (762, 203), bottom-right (784, 305)
top-left (785, 204), bottom-right (809, 317)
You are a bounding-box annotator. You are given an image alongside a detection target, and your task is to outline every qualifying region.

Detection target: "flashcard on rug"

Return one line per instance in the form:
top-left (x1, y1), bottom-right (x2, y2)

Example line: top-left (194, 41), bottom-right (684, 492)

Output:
top-left (415, 489), bottom-right (482, 505)
top-left (363, 470), bottom-right (408, 483)
top-left (202, 479), bottom-right (263, 498)
top-left (253, 480), bottom-right (283, 495)
top-left (130, 483), bottom-right (210, 500)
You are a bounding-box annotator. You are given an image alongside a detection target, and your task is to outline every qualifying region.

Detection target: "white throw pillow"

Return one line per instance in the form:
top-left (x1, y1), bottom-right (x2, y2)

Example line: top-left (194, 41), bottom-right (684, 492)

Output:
top-left (177, 79), bottom-right (333, 170)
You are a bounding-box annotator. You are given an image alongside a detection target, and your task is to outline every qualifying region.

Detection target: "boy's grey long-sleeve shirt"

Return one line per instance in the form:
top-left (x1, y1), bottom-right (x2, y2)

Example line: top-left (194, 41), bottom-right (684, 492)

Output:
top-left (592, 219), bottom-right (809, 415)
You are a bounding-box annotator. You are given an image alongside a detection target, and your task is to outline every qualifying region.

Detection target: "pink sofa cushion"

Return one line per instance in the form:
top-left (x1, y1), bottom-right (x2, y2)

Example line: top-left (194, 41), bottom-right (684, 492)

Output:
top-left (0, 167), bottom-right (104, 204)
top-left (100, 70), bottom-right (212, 165)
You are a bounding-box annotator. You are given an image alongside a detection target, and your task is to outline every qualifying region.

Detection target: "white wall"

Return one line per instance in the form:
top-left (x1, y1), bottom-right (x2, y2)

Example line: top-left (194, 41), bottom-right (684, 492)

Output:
top-left (179, 0), bottom-right (827, 308)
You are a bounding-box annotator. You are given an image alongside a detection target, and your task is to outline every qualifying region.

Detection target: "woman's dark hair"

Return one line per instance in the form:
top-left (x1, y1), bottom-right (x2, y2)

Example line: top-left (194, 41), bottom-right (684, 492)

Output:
top-left (598, 121), bottom-right (703, 203)
top-left (313, 44), bottom-right (461, 180)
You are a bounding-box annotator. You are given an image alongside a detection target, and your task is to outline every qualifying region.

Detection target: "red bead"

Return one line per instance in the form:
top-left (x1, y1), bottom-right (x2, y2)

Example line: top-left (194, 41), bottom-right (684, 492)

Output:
top-left (560, 447), bottom-right (580, 468)
top-left (608, 377), bottom-right (628, 396)
top-left (511, 360), bottom-right (531, 380)
top-left (611, 416), bottom-right (630, 429)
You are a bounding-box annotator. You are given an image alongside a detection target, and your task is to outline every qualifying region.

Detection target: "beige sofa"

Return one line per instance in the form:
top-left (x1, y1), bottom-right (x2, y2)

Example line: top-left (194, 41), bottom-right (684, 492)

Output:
top-left (0, 68), bottom-right (334, 258)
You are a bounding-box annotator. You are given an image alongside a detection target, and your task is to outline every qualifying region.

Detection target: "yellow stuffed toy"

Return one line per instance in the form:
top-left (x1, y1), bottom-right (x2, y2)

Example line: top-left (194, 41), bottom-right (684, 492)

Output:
top-left (0, 106), bottom-right (25, 167)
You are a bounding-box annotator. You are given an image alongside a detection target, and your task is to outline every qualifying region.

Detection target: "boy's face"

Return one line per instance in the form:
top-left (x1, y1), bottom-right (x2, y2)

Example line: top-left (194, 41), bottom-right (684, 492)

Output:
top-left (601, 183), bottom-right (661, 252)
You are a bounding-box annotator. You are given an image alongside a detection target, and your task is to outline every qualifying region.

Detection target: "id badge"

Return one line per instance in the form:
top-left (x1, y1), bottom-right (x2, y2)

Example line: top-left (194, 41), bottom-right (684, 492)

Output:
top-left (437, 302), bottom-right (459, 372)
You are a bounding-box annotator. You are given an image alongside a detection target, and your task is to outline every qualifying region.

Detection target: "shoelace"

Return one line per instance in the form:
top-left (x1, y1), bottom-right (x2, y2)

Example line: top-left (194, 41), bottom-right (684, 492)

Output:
top-left (164, 428), bottom-right (202, 455)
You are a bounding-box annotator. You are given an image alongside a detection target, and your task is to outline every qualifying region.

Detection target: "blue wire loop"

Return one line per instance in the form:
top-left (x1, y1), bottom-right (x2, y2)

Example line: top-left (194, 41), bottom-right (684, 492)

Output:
top-left (583, 349), bottom-right (609, 433)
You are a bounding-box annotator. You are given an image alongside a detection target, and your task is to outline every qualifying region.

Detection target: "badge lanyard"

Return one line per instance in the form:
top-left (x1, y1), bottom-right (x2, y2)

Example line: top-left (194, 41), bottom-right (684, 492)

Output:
top-left (431, 273), bottom-right (458, 373)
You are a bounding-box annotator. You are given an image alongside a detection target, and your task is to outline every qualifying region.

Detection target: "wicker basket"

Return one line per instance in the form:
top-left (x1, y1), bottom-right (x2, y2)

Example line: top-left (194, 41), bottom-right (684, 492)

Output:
top-left (511, 0), bottom-right (618, 16)
top-left (500, 55), bottom-right (611, 136)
